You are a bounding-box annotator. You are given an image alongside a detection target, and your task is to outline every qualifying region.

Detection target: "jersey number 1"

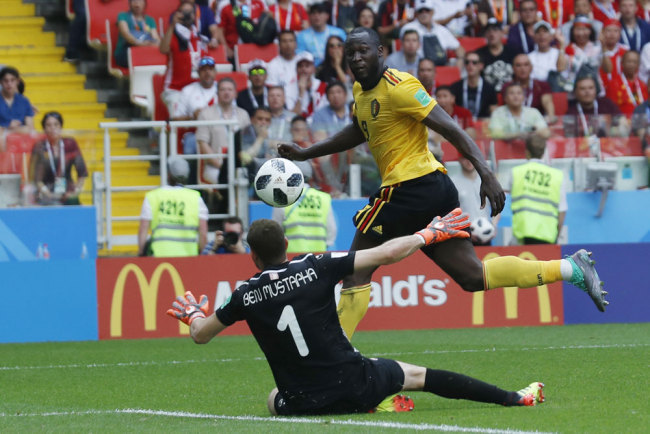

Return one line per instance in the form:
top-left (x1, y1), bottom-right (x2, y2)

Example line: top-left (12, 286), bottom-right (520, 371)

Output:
top-left (277, 305), bottom-right (310, 357)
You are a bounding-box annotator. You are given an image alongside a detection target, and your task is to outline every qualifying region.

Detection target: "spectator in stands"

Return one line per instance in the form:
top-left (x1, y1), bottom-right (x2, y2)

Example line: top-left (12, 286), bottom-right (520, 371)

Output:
top-left (508, 135), bottom-right (567, 245)
top-left (31, 111), bottom-right (87, 205)
top-left (357, 6), bottom-right (378, 31)
top-left (564, 76), bottom-right (625, 138)
top-left (400, 0), bottom-right (464, 65)
top-left (592, 0), bottom-right (618, 24)
top-left (0, 67), bottom-right (34, 151)
top-left (476, 0), bottom-right (512, 32)
top-left (528, 21), bottom-right (567, 83)
top-left (237, 60), bottom-right (269, 117)
top-left (160, 1), bottom-right (207, 119)
top-left (196, 77), bottom-right (251, 184)
top-left (385, 29), bottom-right (421, 75)
top-left (216, 0), bottom-right (267, 58)
top-left (450, 51), bottom-right (498, 118)
top-left (377, 0), bottom-right (415, 40)
top-left (270, 0), bottom-right (309, 32)
top-left (601, 19), bottom-right (628, 79)
top-left (285, 52), bottom-right (328, 118)
top-left (138, 156), bottom-right (208, 257)
top-left (507, 0), bottom-right (537, 54)
top-left (641, 41), bottom-right (650, 83)
top-left (449, 156), bottom-right (497, 246)
top-left (502, 54), bottom-right (556, 121)
top-left (563, 16), bottom-right (605, 94)
top-left (316, 35), bottom-right (351, 85)
top-left (290, 115), bottom-right (313, 148)
top-left (620, 0), bottom-right (650, 52)
top-left (489, 82), bottom-right (550, 141)
top-left (239, 107), bottom-right (276, 183)
top-left (631, 85), bottom-right (650, 185)
top-left (271, 163), bottom-right (337, 253)
top-left (267, 31), bottom-right (299, 89)
top-left (429, 85), bottom-right (475, 161)
top-left (561, 0), bottom-right (603, 42)
top-left (297, 3), bottom-right (347, 67)
top-left (324, 0), bottom-right (365, 33)
top-left (417, 57), bottom-right (436, 95)
top-left (606, 50), bottom-right (648, 116)
top-left (640, 0), bottom-right (650, 23)
top-left (537, 0), bottom-right (573, 30)
top-left (114, 0), bottom-right (161, 68)
top-left (201, 216), bottom-right (247, 254)
top-left (63, 0), bottom-right (99, 63)
top-left (310, 81), bottom-right (352, 197)
top-left (268, 86), bottom-right (294, 141)
top-left (432, 0), bottom-right (475, 37)
top-left (179, 0), bottom-right (219, 47)
top-left (477, 18), bottom-right (520, 92)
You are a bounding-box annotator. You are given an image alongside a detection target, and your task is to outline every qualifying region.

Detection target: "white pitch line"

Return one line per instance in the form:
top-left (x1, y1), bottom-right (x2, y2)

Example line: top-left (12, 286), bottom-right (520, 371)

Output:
top-left (0, 408), bottom-right (555, 434)
top-left (0, 342), bottom-right (647, 372)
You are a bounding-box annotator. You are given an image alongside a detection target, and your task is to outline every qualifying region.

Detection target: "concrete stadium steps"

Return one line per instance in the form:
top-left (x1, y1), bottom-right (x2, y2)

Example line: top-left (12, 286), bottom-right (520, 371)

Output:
top-left (35, 102), bottom-right (108, 118)
top-left (0, 46), bottom-right (65, 62)
top-left (0, 31), bottom-right (56, 46)
top-left (27, 88), bottom-right (98, 104)
top-left (10, 61), bottom-right (77, 74)
top-left (0, 1), bottom-right (34, 16)
top-left (26, 74), bottom-right (85, 88)
top-left (0, 16), bottom-right (44, 28)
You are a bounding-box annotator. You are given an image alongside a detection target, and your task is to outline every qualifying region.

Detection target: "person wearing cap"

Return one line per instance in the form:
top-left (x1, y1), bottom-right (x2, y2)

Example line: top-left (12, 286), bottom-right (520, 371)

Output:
top-left (400, 0), bottom-right (463, 63)
top-left (600, 18), bottom-right (628, 80)
top-left (138, 156), bottom-right (208, 257)
top-left (174, 56), bottom-right (218, 123)
top-left (266, 30), bottom-right (299, 89)
top-left (476, 18), bottom-right (521, 92)
top-left (561, 0), bottom-right (603, 43)
top-left (237, 60), bottom-right (269, 117)
top-left (160, 1), bottom-right (207, 119)
top-left (296, 3), bottom-right (347, 67)
top-left (619, 0), bottom-right (650, 52)
top-left (506, 0), bottom-right (537, 54)
top-left (563, 15), bottom-right (606, 94)
top-left (385, 29), bottom-right (421, 75)
top-left (527, 20), bottom-right (567, 82)
top-left (285, 51), bottom-right (328, 118)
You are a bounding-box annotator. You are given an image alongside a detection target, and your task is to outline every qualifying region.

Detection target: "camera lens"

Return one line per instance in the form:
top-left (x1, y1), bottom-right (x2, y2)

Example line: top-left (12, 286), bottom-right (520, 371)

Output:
top-left (223, 231), bottom-right (240, 246)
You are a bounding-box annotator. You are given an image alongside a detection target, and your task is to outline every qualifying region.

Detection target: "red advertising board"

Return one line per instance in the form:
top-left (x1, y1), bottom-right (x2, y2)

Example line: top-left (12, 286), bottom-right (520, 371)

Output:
top-left (96, 245), bottom-right (564, 340)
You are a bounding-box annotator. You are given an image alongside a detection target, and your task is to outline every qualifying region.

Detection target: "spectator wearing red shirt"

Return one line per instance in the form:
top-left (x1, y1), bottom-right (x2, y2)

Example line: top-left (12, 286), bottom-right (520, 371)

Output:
top-left (601, 18), bottom-right (629, 82)
top-left (160, 1), bottom-right (207, 118)
top-left (435, 85), bottom-right (474, 129)
top-left (538, 0), bottom-right (574, 30)
top-left (502, 53), bottom-right (556, 120)
top-left (270, 0), bottom-right (308, 32)
top-left (217, 0), bottom-right (267, 57)
top-left (606, 50), bottom-right (649, 115)
top-left (591, 0), bottom-right (619, 24)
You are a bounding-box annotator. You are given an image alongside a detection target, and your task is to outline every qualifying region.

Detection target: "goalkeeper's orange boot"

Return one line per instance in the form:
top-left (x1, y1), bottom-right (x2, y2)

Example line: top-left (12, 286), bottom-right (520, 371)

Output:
top-left (369, 394), bottom-right (414, 413)
top-left (516, 382), bottom-right (545, 406)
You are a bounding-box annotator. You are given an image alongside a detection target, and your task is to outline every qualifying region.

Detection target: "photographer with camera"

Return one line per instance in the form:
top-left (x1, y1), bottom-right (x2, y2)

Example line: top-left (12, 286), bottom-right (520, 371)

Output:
top-left (202, 216), bottom-right (247, 254)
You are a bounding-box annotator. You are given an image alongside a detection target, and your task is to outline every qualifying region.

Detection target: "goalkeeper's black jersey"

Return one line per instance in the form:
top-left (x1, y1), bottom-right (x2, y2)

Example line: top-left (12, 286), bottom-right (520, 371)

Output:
top-left (216, 252), bottom-right (364, 406)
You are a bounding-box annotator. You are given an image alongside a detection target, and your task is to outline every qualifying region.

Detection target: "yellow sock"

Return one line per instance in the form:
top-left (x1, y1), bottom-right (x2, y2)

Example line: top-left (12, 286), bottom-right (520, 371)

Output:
top-left (484, 256), bottom-right (563, 290)
top-left (337, 284), bottom-right (371, 339)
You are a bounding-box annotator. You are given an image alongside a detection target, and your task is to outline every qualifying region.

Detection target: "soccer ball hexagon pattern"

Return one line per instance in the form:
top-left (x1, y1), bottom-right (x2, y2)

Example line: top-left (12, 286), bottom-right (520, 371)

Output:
top-left (470, 217), bottom-right (495, 244)
top-left (254, 158), bottom-right (305, 207)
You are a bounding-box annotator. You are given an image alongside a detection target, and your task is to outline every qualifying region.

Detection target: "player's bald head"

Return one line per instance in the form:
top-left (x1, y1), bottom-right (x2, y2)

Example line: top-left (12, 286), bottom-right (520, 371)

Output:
top-left (347, 27), bottom-right (381, 48)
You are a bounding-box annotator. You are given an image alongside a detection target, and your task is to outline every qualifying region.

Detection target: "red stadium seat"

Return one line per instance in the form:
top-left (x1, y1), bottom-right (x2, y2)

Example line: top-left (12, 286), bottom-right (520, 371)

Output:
top-left (441, 141), bottom-right (461, 162)
top-left (551, 92), bottom-right (568, 116)
top-left (492, 139), bottom-right (527, 160)
top-left (85, 0), bottom-right (124, 48)
top-left (436, 66), bottom-right (461, 86)
top-left (215, 71), bottom-right (249, 92)
top-left (65, 0), bottom-right (74, 20)
top-left (105, 19), bottom-right (128, 78)
top-left (235, 43), bottom-right (278, 72)
top-left (0, 134), bottom-right (41, 181)
top-left (458, 37), bottom-right (487, 53)
top-left (129, 45), bottom-right (167, 114)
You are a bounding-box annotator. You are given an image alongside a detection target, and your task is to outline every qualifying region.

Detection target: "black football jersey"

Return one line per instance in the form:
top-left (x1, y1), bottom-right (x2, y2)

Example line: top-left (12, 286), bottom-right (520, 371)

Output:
top-left (216, 252), bottom-right (364, 406)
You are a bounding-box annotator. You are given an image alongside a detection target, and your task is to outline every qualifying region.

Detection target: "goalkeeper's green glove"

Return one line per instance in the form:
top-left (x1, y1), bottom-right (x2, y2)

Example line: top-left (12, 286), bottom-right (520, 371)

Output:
top-left (415, 208), bottom-right (471, 245)
top-left (166, 291), bottom-right (210, 326)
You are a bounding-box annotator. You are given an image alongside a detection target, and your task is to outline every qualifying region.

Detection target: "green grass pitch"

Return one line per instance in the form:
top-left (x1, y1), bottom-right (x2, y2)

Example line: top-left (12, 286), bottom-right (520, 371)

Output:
top-left (1, 323), bottom-right (648, 433)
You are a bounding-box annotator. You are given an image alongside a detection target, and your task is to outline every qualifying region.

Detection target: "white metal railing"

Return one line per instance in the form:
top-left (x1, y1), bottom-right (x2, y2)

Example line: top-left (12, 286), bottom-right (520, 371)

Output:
top-left (97, 119), bottom-right (239, 249)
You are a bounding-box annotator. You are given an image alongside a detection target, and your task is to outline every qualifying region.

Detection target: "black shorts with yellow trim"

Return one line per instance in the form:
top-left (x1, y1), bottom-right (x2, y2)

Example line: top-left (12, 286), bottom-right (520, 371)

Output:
top-left (353, 170), bottom-right (460, 242)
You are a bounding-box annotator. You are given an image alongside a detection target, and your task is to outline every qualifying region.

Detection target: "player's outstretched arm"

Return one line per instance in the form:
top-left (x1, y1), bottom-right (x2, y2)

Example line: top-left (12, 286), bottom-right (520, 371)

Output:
top-left (167, 291), bottom-right (227, 344)
top-left (278, 121), bottom-right (366, 161)
top-left (354, 209), bottom-right (470, 271)
top-left (422, 105), bottom-right (506, 216)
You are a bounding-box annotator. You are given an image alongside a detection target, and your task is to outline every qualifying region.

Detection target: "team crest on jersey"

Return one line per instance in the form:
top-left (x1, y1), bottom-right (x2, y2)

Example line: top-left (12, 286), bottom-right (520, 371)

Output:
top-left (371, 99), bottom-right (380, 118)
top-left (414, 89), bottom-right (432, 106)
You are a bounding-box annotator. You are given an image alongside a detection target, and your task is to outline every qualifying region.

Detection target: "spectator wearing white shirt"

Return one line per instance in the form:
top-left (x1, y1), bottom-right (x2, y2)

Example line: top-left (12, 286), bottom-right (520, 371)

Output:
top-left (639, 41), bottom-right (650, 83)
top-left (431, 0), bottom-right (474, 36)
top-left (285, 51), bottom-right (328, 119)
top-left (528, 21), bottom-right (567, 82)
top-left (267, 30), bottom-right (299, 89)
top-left (400, 0), bottom-right (464, 66)
top-left (488, 82), bottom-right (550, 141)
top-left (385, 29), bottom-right (421, 75)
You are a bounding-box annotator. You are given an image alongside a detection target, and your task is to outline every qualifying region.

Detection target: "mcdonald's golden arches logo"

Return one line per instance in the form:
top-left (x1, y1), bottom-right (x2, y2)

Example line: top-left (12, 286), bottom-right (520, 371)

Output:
top-left (472, 251), bottom-right (552, 325)
top-left (110, 262), bottom-right (188, 337)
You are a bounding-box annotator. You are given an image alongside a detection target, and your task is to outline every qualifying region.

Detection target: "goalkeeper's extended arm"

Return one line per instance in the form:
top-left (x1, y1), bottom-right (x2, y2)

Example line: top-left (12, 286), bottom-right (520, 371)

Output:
top-left (167, 291), bottom-right (209, 326)
top-left (415, 208), bottom-right (470, 245)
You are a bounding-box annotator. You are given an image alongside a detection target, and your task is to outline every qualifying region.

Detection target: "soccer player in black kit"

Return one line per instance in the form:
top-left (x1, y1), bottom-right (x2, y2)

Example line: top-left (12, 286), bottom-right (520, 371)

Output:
top-left (168, 213), bottom-right (545, 416)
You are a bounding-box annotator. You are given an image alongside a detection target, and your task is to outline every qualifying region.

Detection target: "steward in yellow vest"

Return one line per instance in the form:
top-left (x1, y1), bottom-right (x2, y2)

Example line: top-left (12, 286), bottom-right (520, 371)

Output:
top-left (138, 156), bottom-right (208, 257)
top-left (510, 137), bottom-right (566, 244)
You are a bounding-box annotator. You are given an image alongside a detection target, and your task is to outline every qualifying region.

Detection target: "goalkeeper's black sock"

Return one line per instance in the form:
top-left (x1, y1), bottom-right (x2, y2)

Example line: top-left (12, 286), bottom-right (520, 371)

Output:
top-left (423, 369), bottom-right (521, 406)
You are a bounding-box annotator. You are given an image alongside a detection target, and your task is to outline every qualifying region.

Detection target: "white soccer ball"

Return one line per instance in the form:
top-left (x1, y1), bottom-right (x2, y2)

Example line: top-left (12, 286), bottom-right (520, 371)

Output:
top-left (470, 217), bottom-right (495, 244)
top-left (254, 158), bottom-right (305, 207)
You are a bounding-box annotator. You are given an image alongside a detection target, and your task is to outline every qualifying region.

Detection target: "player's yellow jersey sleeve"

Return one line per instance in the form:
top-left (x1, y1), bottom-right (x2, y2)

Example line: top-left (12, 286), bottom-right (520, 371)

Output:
top-left (352, 68), bottom-right (445, 186)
